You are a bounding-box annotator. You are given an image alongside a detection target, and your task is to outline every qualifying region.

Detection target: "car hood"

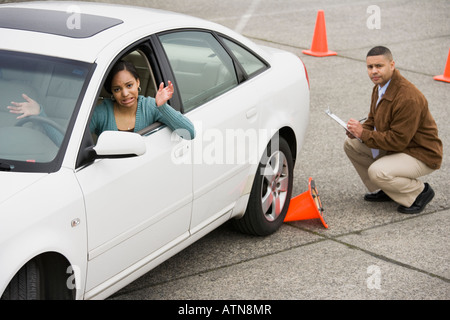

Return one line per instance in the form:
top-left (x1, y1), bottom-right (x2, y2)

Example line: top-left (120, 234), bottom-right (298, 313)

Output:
top-left (0, 172), bottom-right (46, 206)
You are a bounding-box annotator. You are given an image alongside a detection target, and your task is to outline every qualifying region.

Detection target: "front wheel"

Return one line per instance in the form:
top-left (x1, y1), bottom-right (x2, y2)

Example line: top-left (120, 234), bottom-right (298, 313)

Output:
top-left (233, 137), bottom-right (294, 236)
top-left (1, 259), bottom-right (41, 300)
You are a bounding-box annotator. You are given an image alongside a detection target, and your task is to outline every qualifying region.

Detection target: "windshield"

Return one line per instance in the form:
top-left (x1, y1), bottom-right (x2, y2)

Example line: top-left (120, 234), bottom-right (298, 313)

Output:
top-left (0, 51), bottom-right (93, 172)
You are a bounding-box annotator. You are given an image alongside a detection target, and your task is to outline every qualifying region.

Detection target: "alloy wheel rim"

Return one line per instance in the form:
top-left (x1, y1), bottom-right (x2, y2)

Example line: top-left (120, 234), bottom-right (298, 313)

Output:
top-left (260, 150), bottom-right (289, 222)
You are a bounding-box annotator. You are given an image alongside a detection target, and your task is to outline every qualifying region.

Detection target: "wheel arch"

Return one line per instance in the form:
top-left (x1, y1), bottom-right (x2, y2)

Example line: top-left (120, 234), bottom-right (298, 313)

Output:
top-left (35, 251), bottom-right (76, 300)
top-left (278, 126), bottom-right (297, 164)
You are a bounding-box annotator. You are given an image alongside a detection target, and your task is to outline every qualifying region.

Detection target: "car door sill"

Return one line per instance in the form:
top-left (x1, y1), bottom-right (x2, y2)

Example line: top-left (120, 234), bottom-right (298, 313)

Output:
top-left (189, 203), bottom-right (234, 235)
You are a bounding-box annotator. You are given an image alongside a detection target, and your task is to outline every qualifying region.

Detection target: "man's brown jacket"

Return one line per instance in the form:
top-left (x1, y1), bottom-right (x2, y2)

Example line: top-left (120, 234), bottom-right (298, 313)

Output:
top-left (361, 69), bottom-right (443, 169)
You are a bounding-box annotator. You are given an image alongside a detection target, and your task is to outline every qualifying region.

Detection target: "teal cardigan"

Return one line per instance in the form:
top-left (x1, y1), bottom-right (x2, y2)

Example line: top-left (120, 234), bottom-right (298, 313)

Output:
top-left (90, 96), bottom-right (196, 140)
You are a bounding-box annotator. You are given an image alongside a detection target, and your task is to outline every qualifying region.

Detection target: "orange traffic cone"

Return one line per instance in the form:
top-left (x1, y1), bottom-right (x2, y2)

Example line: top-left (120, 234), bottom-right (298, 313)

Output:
top-left (303, 10), bottom-right (337, 57)
top-left (434, 48), bottom-right (450, 83)
top-left (284, 177), bottom-right (328, 228)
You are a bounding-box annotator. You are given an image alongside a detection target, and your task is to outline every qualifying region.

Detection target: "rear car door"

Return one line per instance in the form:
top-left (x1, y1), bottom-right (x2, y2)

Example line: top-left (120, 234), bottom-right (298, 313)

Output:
top-left (157, 30), bottom-right (269, 233)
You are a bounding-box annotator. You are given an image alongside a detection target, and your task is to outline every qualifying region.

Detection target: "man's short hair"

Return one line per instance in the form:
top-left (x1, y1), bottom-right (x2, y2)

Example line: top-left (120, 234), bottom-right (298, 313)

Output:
top-left (367, 46), bottom-right (393, 61)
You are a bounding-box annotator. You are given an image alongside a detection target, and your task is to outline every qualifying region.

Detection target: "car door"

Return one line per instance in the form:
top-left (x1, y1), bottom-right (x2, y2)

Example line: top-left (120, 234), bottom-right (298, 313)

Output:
top-left (157, 30), bottom-right (267, 233)
top-left (75, 49), bottom-right (193, 294)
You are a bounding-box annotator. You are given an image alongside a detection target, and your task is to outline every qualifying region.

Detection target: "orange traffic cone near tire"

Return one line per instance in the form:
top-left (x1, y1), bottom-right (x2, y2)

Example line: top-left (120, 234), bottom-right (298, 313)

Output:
top-left (303, 10), bottom-right (337, 57)
top-left (434, 48), bottom-right (450, 83)
top-left (284, 178), bottom-right (328, 228)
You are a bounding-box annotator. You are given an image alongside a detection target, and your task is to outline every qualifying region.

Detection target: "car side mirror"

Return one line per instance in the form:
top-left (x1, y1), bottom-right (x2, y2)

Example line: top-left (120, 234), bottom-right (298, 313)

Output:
top-left (93, 131), bottom-right (146, 158)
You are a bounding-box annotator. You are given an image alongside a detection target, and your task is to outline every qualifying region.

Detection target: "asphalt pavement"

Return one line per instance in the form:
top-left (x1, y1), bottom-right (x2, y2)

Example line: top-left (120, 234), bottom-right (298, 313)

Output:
top-left (27, 0), bottom-right (446, 301)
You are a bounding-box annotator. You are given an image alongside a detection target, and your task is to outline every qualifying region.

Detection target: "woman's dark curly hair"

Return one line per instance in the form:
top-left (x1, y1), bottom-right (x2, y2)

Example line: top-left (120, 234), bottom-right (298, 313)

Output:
top-left (104, 60), bottom-right (140, 94)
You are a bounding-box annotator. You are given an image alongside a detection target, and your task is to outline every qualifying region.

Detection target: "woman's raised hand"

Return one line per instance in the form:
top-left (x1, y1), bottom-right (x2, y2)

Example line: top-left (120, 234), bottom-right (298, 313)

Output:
top-left (155, 81), bottom-right (174, 107)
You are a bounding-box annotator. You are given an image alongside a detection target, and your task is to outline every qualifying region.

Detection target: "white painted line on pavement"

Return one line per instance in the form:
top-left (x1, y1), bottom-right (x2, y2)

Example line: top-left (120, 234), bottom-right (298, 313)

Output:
top-left (234, 0), bottom-right (261, 34)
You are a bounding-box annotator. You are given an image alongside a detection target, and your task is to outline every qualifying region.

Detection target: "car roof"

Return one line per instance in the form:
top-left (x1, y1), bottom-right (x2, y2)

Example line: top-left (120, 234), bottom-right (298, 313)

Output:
top-left (0, 1), bottom-right (223, 63)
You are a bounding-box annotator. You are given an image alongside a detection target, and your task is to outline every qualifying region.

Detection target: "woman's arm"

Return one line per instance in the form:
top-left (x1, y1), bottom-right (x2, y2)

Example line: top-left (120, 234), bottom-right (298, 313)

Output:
top-left (153, 81), bottom-right (196, 140)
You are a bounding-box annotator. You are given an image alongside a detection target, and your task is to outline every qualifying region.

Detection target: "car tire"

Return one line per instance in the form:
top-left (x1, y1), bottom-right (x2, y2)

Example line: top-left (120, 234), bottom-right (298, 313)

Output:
top-left (1, 259), bottom-right (41, 300)
top-left (233, 136), bottom-right (293, 236)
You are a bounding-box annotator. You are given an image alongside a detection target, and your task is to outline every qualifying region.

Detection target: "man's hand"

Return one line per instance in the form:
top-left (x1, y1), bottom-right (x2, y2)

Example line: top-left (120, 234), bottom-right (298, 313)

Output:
top-left (346, 118), bottom-right (363, 139)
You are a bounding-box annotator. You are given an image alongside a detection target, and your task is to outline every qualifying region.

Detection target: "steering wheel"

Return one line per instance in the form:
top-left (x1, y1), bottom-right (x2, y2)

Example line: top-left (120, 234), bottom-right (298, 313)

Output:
top-left (15, 115), bottom-right (65, 136)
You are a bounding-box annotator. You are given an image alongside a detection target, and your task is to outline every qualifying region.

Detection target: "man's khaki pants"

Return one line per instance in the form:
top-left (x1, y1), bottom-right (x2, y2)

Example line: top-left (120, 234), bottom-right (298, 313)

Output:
top-left (344, 138), bottom-right (434, 207)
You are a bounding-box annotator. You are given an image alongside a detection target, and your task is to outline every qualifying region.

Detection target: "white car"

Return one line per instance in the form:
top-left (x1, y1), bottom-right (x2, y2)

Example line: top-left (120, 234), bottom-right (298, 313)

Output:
top-left (0, 1), bottom-right (309, 299)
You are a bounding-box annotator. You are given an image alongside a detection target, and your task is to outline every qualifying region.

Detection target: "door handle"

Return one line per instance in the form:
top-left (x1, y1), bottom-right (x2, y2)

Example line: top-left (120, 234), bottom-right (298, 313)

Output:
top-left (173, 144), bottom-right (190, 158)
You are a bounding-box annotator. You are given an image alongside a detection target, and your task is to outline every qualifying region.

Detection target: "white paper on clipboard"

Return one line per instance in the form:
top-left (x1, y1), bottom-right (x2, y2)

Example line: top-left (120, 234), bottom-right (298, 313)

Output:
top-left (324, 107), bottom-right (362, 142)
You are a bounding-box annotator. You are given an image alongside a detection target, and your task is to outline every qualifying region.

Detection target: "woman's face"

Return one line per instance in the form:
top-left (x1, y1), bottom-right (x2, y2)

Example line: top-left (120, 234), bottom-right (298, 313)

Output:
top-left (111, 69), bottom-right (140, 109)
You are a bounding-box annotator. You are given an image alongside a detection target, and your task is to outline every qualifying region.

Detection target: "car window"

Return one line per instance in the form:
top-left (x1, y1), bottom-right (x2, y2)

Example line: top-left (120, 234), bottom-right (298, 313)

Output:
top-left (220, 37), bottom-right (268, 77)
top-left (91, 48), bottom-right (160, 143)
top-left (158, 31), bottom-right (238, 112)
top-left (0, 50), bottom-right (92, 171)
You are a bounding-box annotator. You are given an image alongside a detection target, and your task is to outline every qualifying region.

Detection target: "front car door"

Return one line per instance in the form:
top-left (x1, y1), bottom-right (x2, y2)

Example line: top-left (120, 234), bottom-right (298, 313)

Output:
top-left (75, 44), bottom-right (193, 296)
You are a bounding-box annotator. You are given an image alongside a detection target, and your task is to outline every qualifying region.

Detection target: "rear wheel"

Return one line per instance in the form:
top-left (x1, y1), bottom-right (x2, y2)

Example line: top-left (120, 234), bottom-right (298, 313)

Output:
top-left (233, 137), bottom-right (294, 236)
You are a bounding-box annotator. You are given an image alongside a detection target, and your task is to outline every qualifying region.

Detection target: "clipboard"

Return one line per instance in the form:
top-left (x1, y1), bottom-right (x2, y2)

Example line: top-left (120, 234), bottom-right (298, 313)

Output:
top-left (324, 107), bottom-right (362, 142)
